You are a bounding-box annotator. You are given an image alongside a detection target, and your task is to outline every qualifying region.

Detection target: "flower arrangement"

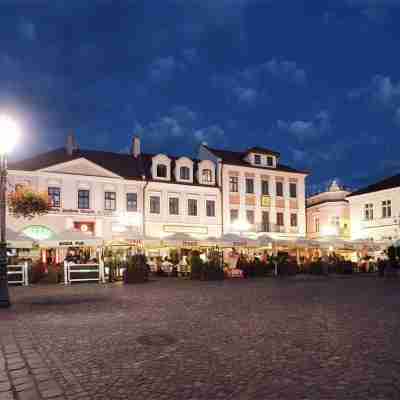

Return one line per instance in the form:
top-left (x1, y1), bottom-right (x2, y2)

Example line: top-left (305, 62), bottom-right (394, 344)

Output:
top-left (7, 187), bottom-right (51, 219)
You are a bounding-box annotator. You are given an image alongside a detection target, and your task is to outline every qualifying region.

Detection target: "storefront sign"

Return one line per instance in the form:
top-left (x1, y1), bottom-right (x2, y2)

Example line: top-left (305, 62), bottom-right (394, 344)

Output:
top-left (74, 222), bottom-right (95, 233)
top-left (233, 241), bottom-right (247, 247)
top-left (59, 241), bottom-right (86, 247)
top-left (62, 209), bottom-right (79, 214)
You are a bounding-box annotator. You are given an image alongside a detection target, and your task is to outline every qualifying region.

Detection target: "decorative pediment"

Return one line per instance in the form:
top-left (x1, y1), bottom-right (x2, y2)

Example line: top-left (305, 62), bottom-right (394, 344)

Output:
top-left (39, 158), bottom-right (121, 179)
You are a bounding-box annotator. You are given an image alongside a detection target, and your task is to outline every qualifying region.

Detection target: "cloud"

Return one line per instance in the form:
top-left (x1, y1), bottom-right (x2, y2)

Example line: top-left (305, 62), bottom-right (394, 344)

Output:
top-left (18, 19), bottom-right (36, 41)
top-left (277, 110), bottom-right (331, 140)
top-left (349, 75), bottom-right (400, 105)
top-left (394, 107), bottom-right (400, 126)
top-left (242, 59), bottom-right (307, 86)
top-left (194, 125), bottom-right (225, 144)
top-left (149, 56), bottom-right (185, 83)
top-left (233, 87), bottom-right (258, 105)
top-left (132, 106), bottom-right (226, 149)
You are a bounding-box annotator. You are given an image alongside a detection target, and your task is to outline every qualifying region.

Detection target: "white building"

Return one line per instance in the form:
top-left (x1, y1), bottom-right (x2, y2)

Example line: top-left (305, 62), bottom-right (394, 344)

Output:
top-left (306, 181), bottom-right (351, 240)
top-left (7, 136), bottom-right (221, 260)
top-left (198, 144), bottom-right (308, 240)
top-left (347, 174), bottom-right (400, 242)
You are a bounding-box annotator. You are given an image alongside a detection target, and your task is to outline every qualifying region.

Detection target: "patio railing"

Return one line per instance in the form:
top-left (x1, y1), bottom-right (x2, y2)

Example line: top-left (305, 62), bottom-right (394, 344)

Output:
top-left (64, 262), bottom-right (105, 285)
top-left (7, 263), bottom-right (29, 286)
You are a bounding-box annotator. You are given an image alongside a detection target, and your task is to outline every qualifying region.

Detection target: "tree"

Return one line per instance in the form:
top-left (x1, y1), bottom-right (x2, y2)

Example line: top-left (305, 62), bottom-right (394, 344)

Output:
top-left (7, 187), bottom-right (51, 219)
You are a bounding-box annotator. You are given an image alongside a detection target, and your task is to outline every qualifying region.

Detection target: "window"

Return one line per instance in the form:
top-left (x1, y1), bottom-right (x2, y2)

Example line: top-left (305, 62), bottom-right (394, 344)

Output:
top-left (127, 193), bottom-right (137, 212)
top-left (188, 199), bottom-right (197, 216)
top-left (289, 183), bottom-right (297, 198)
top-left (267, 156), bottom-right (273, 166)
top-left (262, 211), bottom-right (270, 232)
top-left (156, 164), bottom-right (167, 178)
top-left (331, 216), bottom-right (340, 227)
top-left (277, 212), bottom-right (284, 226)
top-left (382, 200), bottom-right (391, 218)
top-left (246, 210), bottom-right (255, 225)
top-left (261, 180), bottom-right (269, 195)
top-left (150, 196), bottom-right (160, 214)
top-left (245, 178), bottom-right (254, 194)
top-left (229, 176), bottom-right (239, 192)
top-left (104, 192), bottom-right (116, 211)
top-left (276, 181), bottom-right (283, 197)
top-left (48, 187), bottom-right (61, 208)
top-left (230, 209), bottom-right (239, 223)
top-left (78, 190), bottom-right (90, 209)
top-left (254, 154), bottom-right (261, 165)
top-left (202, 169), bottom-right (212, 184)
top-left (180, 166), bottom-right (190, 180)
top-left (206, 200), bottom-right (215, 217)
top-left (290, 213), bottom-right (298, 227)
top-left (314, 217), bottom-right (320, 233)
top-left (364, 203), bottom-right (374, 220)
top-left (169, 197), bottom-right (179, 215)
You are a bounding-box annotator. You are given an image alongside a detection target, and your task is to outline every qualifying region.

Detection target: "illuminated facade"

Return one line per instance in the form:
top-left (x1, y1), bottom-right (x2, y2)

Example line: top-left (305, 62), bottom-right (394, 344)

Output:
top-left (306, 181), bottom-right (350, 239)
top-left (347, 174), bottom-right (400, 242)
top-left (199, 144), bottom-right (308, 239)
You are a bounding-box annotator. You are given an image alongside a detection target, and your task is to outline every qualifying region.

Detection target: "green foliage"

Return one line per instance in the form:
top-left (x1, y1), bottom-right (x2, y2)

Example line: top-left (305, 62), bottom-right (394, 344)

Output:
top-left (190, 251), bottom-right (203, 280)
top-left (124, 254), bottom-right (149, 284)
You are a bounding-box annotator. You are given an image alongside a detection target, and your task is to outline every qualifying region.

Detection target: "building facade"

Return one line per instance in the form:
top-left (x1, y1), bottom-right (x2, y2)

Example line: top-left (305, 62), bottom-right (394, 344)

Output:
top-left (306, 181), bottom-right (350, 240)
top-left (347, 174), bottom-right (400, 242)
top-left (8, 137), bottom-right (222, 246)
top-left (198, 144), bottom-right (308, 239)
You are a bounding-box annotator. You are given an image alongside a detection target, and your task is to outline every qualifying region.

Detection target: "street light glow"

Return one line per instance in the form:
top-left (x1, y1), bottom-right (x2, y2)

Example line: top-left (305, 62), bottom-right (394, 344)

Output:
top-left (0, 115), bottom-right (20, 155)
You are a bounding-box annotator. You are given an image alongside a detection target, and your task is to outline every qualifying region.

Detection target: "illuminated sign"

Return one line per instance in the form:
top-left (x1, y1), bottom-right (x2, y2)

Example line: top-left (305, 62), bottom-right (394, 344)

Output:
top-left (261, 196), bottom-right (271, 207)
top-left (22, 225), bottom-right (54, 241)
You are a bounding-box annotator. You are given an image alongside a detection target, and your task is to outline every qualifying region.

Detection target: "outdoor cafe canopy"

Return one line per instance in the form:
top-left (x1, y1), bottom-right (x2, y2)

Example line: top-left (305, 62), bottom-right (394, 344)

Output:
top-left (39, 230), bottom-right (104, 248)
top-left (6, 228), bottom-right (34, 249)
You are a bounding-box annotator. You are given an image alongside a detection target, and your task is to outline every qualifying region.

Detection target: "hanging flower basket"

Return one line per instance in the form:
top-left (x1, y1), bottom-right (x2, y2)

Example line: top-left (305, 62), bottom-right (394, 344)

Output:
top-left (8, 187), bottom-right (51, 219)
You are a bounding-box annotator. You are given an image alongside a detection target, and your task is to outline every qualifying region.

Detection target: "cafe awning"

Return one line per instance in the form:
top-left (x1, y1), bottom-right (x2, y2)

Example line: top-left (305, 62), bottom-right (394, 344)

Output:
top-left (39, 230), bottom-right (103, 248)
top-left (6, 228), bottom-right (34, 249)
top-left (220, 233), bottom-right (258, 247)
top-left (162, 232), bottom-right (200, 247)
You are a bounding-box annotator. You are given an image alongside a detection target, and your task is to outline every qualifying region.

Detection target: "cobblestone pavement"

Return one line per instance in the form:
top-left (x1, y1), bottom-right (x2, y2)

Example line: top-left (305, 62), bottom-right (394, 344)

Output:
top-left (1, 277), bottom-right (400, 400)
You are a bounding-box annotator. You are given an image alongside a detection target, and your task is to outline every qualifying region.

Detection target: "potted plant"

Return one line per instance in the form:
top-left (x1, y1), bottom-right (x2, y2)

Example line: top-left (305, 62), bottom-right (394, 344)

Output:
top-left (123, 254), bottom-right (149, 284)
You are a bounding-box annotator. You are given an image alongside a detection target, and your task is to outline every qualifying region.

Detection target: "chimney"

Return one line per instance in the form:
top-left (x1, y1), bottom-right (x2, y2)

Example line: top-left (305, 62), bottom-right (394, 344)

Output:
top-left (132, 136), bottom-right (141, 158)
top-left (65, 134), bottom-right (78, 156)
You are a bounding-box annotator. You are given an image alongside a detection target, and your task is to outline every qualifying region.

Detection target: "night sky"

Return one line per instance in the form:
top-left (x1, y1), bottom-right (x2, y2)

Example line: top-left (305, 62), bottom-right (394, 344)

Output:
top-left (1, 0), bottom-right (400, 194)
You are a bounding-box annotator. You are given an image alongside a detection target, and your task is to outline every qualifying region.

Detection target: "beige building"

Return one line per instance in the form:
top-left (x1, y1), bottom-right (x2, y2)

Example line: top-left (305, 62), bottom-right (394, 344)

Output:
top-left (199, 144), bottom-right (308, 240)
top-left (347, 174), bottom-right (400, 242)
top-left (306, 181), bottom-right (350, 240)
top-left (7, 136), bottom-right (222, 257)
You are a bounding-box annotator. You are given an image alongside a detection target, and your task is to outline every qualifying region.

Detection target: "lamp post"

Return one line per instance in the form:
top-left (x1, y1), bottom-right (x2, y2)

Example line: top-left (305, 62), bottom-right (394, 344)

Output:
top-left (0, 115), bottom-right (20, 308)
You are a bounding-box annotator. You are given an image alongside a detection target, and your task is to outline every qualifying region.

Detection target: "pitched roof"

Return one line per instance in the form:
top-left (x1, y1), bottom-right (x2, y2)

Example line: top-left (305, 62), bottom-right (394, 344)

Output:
top-left (8, 148), bottom-right (217, 187)
top-left (347, 174), bottom-right (400, 197)
top-left (204, 146), bottom-right (307, 174)
top-left (246, 146), bottom-right (280, 157)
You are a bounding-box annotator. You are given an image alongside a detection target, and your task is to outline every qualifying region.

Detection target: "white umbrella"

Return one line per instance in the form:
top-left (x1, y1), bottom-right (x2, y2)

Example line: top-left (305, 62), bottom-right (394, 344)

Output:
top-left (6, 228), bottom-right (34, 249)
top-left (162, 232), bottom-right (199, 247)
top-left (39, 230), bottom-right (103, 248)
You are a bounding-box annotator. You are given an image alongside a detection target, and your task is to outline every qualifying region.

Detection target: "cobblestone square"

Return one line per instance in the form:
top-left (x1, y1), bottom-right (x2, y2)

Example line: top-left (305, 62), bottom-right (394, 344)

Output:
top-left (1, 277), bottom-right (400, 399)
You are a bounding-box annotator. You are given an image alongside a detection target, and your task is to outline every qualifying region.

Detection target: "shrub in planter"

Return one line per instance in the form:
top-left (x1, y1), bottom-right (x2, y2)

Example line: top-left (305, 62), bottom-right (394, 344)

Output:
top-left (278, 261), bottom-right (298, 276)
top-left (254, 259), bottom-right (271, 277)
top-left (335, 261), bottom-right (354, 274)
top-left (308, 260), bottom-right (326, 275)
top-left (190, 251), bottom-right (203, 280)
top-left (201, 260), bottom-right (225, 281)
top-left (29, 261), bottom-right (46, 284)
top-left (123, 254), bottom-right (149, 284)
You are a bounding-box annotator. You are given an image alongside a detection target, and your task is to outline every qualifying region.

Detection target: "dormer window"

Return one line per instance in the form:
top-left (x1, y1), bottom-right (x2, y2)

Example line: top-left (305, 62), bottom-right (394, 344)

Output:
top-left (254, 154), bottom-right (261, 165)
top-left (267, 156), bottom-right (274, 167)
top-left (202, 169), bottom-right (212, 184)
top-left (180, 166), bottom-right (190, 180)
top-left (157, 164), bottom-right (167, 178)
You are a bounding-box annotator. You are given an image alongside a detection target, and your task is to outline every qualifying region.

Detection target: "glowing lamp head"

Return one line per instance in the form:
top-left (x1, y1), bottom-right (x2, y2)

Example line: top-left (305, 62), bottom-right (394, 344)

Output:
top-left (0, 115), bottom-right (20, 155)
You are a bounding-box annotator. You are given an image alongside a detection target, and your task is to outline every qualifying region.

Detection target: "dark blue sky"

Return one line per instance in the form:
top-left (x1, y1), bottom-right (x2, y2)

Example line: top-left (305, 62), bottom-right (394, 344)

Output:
top-left (1, 0), bottom-right (400, 194)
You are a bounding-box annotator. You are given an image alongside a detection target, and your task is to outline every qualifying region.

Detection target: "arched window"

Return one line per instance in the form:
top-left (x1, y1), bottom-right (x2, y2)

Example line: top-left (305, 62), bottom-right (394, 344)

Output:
top-left (202, 169), bottom-right (212, 184)
top-left (180, 166), bottom-right (190, 180)
top-left (156, 164), bottom-right (167, 178)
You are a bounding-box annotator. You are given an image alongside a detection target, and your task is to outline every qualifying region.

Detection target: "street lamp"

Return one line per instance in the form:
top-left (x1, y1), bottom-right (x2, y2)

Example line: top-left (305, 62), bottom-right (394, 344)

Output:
top-left (0, 115), bottom-right (20, 308)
